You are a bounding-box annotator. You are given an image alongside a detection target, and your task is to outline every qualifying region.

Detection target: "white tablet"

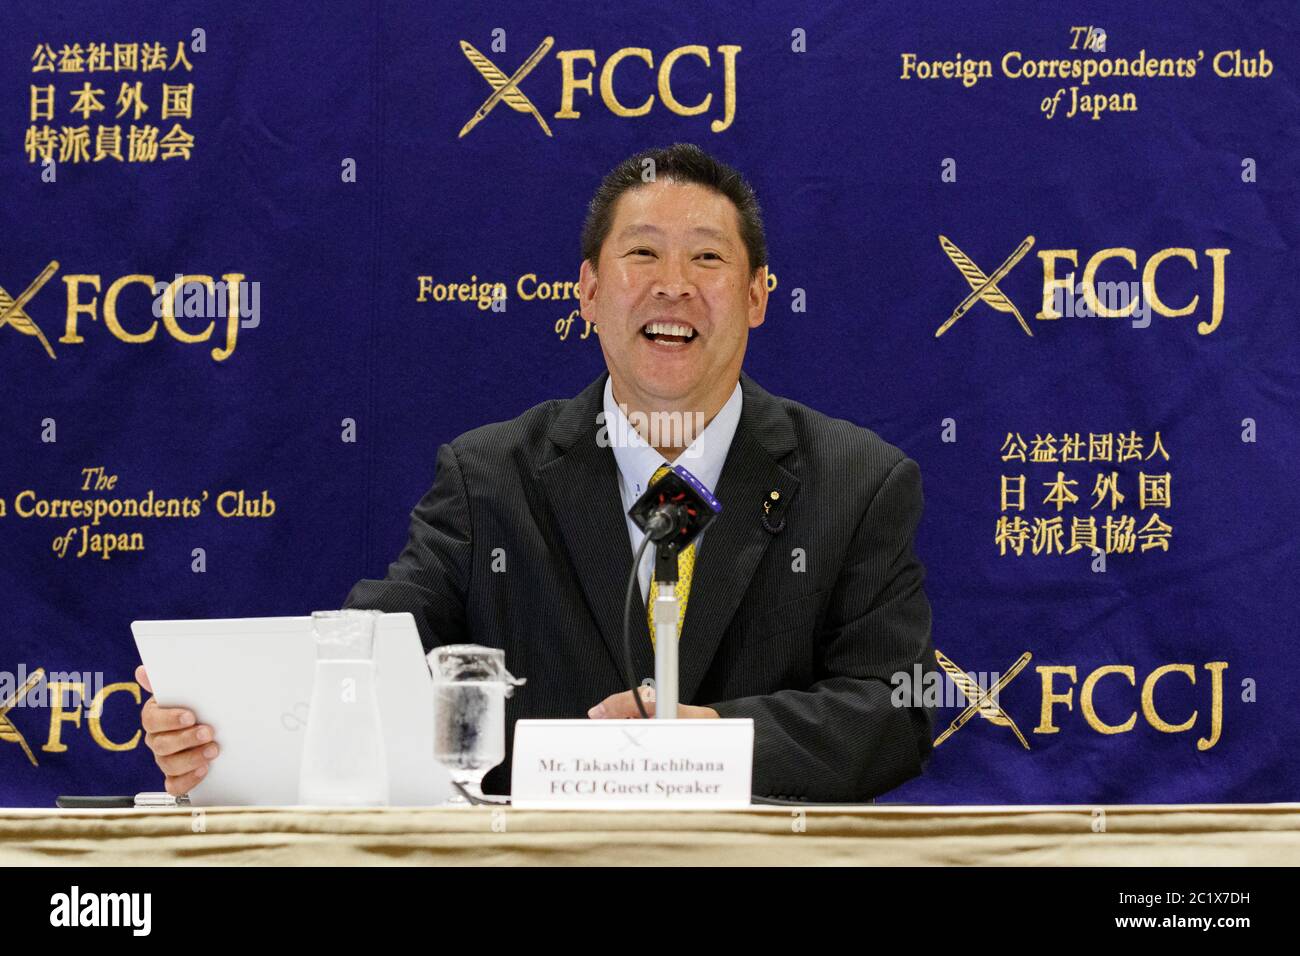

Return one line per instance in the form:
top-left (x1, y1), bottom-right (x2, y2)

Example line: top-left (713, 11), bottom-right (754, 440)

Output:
top-left (132, 613), bottom-right (452, 807)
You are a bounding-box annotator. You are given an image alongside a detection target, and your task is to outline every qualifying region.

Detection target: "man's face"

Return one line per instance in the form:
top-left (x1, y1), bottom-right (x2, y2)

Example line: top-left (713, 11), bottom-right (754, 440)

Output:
top-left (579, 179), bottom-right (767, 415)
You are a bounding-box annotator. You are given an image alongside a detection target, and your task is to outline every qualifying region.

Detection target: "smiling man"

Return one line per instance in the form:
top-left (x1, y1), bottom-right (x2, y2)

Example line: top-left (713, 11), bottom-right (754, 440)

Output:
top-left (138, 143), bottom-right (938, 803)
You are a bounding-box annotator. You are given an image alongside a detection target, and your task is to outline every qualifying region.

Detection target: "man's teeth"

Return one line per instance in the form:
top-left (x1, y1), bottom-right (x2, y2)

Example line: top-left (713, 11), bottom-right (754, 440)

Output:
top-left (644, 322), bottom-right (696, 339)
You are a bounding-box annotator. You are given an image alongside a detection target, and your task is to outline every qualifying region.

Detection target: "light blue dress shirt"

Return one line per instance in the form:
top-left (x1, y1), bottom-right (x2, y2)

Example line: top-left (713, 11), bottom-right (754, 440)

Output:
top-left (602, 375), bottom-right (744, 604)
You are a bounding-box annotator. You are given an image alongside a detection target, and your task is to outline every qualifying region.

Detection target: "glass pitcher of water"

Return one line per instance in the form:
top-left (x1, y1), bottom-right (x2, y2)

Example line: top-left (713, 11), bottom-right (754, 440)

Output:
top-left (429, 644), bottom-right (524, 803)
top-left (298, 610), bottom-right (389, 806)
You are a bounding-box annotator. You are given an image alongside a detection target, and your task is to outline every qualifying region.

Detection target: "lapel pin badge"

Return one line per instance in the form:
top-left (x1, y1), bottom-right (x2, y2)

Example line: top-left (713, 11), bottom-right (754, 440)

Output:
top-left (761, 490), bottom-right (785, 534)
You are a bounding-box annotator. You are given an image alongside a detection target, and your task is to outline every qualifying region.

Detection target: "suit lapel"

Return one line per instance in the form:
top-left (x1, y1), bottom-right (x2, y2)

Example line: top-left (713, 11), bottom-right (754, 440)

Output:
top-left (535, 374), bottom-right (656, 685)
top-left (678, 372), bottom-right (800, 703)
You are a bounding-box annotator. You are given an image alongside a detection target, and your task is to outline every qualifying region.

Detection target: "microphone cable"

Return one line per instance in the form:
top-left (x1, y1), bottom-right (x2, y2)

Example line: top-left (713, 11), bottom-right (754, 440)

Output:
top-left (621, 531), bottom-right (655, 720)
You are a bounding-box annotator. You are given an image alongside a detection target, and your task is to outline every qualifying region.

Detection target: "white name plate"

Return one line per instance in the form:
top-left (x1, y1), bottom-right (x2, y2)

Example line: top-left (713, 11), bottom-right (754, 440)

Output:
top-left (511, 718), bottom-right (753, 809)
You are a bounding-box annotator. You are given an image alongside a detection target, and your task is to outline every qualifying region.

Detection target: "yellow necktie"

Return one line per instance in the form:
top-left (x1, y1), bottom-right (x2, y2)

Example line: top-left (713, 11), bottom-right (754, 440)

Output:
top-left (646, 465), bottom-right (694, 648)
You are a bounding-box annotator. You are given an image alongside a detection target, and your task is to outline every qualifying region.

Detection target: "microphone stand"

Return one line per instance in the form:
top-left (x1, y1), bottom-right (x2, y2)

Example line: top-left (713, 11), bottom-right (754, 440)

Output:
top-left (651, 545), bottom-right (680, 720)
top-left (625, 465), bottom-right (719, 722)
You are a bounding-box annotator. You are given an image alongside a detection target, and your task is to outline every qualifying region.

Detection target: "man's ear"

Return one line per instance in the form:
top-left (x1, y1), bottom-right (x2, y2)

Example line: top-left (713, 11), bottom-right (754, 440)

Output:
top-left (747, 265), bottom-right (769, 329)
top-left (578, 258), bottom-right (598, 324)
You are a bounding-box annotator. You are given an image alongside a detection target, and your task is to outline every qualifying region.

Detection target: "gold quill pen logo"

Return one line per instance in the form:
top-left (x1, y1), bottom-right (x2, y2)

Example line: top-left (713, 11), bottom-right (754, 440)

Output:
top-left (933, 650), bottom-right (1032, 749)
top-left (936, 236), bottom-right (1035, 338)
top-left (0, 668), bottom-right (44, 767)
top-left (459, 36), bottom-right (555, 138)
top-left (0, 260), bottom-right (59, 359)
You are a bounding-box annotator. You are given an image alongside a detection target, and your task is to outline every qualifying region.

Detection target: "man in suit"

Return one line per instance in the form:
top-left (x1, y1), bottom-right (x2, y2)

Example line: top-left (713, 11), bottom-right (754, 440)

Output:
top-left (344, 144), bottom-right (938, 802)
top-left (138, 143), bottom-right (938, 803)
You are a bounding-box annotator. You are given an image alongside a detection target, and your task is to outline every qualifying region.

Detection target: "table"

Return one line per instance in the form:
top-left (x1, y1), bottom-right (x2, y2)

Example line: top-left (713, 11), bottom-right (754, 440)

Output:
top-left (1, 804), bottom-right (1296, 866)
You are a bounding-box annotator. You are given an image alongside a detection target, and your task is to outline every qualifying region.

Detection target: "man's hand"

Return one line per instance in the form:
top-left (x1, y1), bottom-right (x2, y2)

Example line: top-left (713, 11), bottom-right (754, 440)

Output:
top-left (587, 687), bottom-right (719, 720)
top-left (136, 665), bottom-right (220, 797)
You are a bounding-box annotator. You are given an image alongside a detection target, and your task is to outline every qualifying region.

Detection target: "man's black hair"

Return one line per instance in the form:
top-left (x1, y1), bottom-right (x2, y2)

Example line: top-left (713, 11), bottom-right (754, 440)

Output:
top-left (581, 143), bottom-right (767, 276)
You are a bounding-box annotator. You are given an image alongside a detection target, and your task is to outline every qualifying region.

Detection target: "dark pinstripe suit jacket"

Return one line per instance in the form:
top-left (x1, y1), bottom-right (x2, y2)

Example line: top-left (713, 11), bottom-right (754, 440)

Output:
top-left (344, 371), bottom-right (938, 802)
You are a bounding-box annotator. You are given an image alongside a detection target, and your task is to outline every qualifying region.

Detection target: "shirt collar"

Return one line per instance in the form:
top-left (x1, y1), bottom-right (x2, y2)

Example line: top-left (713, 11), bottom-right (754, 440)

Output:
top-left (602, 375), bottom-right (743, 499)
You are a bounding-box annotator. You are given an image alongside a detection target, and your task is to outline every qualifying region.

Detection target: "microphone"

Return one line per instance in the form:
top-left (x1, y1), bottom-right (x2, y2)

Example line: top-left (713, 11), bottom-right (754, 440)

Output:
top-left (628, 464), bottom-right (721, 552)
top-left (622, 465), bottom-right (722, 720)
